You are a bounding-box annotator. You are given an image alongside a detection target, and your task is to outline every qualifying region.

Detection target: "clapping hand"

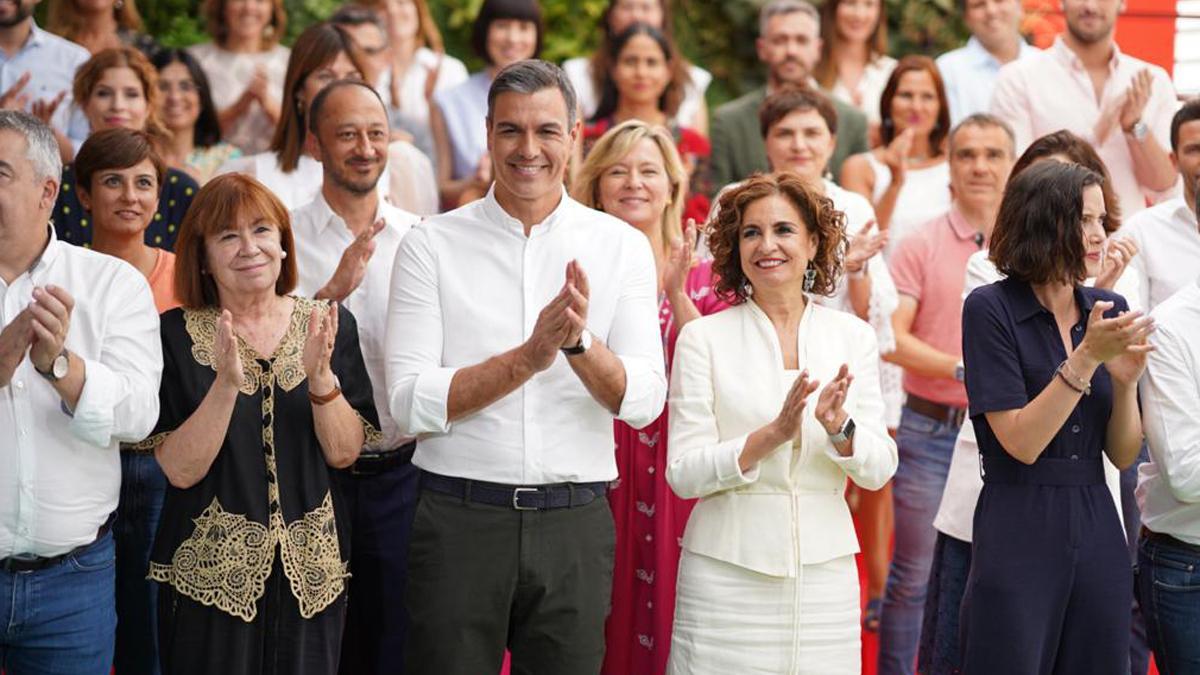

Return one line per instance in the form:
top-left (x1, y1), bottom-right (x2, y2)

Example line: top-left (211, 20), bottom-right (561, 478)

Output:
top-left (882, 128), bottom-right (915, 185)
top-left (845, 219), bottom-right (886, 274)
top-left (0, 72), bottom-right (31, 111)
top-left (1119, 69), bottom-right (1153, 133)
top-left (1079, 301), bottom-right (1155, 386)
top-left (770, 370), bottom-right (821, 443)
top-left (31, 91), bottom-right (66, 126)
top-left (0, 308), bottom-right (34, 387)
top-left (662, 218), bottom-right (698, 295)
top-left (521, 260), bottom-right (591, 372)
top-left (320, 219), bottom-right (385, 302)
top-left (303, 302), bottom-right (339, 394)
top-left (1094, 238), bottom-right (1139, 291)
top-left (29, 285), bottom-right (74, 373)
top-left (815, 364), bottom-right (854, 435)
top-left (213, 310), bottom-right (244, 390)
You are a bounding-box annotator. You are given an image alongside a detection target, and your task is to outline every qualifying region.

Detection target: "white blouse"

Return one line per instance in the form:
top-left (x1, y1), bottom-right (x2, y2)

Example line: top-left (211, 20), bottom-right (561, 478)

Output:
top-left (829, 55), bottom-right (897, 124)
top-left (188, 43), bottom-right (290, 155)
top-left (562, 56), bottom-right (712, 130)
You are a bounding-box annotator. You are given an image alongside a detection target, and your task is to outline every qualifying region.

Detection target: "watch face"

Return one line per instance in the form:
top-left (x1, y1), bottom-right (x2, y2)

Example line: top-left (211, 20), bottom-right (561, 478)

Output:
top-left (51, 354), bottom-right (69, 379)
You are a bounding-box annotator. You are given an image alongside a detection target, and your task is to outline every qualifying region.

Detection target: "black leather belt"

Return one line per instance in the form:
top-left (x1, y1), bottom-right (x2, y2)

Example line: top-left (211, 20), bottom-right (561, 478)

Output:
top-left (421, 471), bottom-right (609, 510)
top-left (906, 393), bottom-right (966, 428)
top-left (1, 515), bottom-right (113, 573)
top-left (349, 441), bottom-right (416, 477)
top-left (1142, 526), bottom-right (1200, 555)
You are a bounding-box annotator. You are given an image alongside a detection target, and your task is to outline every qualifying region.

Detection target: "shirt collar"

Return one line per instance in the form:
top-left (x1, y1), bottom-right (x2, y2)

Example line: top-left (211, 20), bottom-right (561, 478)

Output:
top-left (1052, 35), bottom-right (1120, 74)
top-left (946, 206), bottom-right (984, 243)
top-left (309, 189), bottom-right (394, 236)
top-left (964, 36), bottom-right (1034, 67)
top-left (1006, 277), bottom-right (1098, 323)
top-left (26, 22), bottom-right (48, 49)
top-left (27, 223), bottom-right (61, 280)
top-left (481, 184), bottom-right (571, 236)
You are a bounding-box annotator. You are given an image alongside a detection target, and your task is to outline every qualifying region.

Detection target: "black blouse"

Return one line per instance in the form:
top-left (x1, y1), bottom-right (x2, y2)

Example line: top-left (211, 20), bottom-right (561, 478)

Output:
top-left (54, 164), bottom-right (199, 251)
top-left (142, 297), bottom-right (380, 622)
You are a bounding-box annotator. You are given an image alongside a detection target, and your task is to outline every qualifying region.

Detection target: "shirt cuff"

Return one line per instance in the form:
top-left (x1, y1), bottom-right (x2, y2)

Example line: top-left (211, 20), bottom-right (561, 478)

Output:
top-left (615, 354), bottom-right (667, 429)
top-left (825, 440), bottom-right (865, 472)
top-left (726, 434), bottom-right (761, 485)
top-left (69, 357), bottom-right (116, 448)
top-left (407, 366), bottom-right (459, 435)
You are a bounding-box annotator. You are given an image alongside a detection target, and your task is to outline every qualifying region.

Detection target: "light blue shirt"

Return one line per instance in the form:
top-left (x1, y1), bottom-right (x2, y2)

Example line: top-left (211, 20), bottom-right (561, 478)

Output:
top-left (0, 21), bottom-right (89, 135)
top-left (432, 70), bottom-right (492, 180)
top-left (936, 36), bottom-right (1035, 126)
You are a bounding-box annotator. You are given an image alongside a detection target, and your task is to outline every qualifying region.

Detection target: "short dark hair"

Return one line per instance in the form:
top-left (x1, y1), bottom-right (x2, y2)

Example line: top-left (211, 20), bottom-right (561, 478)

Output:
top-left (759, 85), bottom-right (838, 139)
top-left (989, 160), bottom-right (1103, 285)
top-left (330, 3), bottom-right (387, 35)
top-left (1009, 129), bottom-right (1121, 233)
top-left (307, 79), bottom-right (388, 136)
top-left (74, 128), bottom-right (167, 199)
top-left (487, 59), bottom-right (578, 128)
top-left (151, 48), bottom-right (223, 149)
top-left (709, 172), bottom-right (846, 304)
top-left (471, 0), bottom-right (543, 66)
top-left (880, 55), bottom-right (951, 154)
top-left (948, 113), bottom-right (1014, 157)
top-left (1170, 97), bottom-right (1200, 153)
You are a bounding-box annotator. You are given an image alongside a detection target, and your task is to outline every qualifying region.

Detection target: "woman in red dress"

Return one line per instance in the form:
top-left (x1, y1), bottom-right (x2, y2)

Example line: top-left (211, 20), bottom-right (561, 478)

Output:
top-left (573, 119), bottom-right (727, 675)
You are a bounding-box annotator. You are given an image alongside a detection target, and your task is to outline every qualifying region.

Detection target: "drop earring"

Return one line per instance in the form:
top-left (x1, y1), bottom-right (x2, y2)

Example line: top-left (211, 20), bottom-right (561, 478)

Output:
top-left (802, 263), bottom-right (816, 292)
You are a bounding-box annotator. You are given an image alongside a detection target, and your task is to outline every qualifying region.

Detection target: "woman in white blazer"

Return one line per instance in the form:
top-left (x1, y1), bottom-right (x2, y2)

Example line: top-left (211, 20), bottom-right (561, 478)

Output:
top-left (666, 172), bottom-right (898, 674)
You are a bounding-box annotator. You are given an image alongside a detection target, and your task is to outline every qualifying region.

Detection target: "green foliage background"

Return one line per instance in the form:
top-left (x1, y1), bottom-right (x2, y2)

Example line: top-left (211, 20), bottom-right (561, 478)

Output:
top-left (66, 0), bottom-right (970, 108)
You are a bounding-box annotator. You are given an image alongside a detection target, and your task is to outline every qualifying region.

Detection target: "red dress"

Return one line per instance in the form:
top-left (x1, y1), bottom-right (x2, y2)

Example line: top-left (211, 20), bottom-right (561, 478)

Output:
top-left (602, 261), bottom-right (728, 675)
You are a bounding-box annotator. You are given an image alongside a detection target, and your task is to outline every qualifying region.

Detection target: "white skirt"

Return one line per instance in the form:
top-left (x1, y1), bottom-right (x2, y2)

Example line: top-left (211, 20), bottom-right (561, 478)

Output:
top-left (667, 551), bottom-right (861, 675)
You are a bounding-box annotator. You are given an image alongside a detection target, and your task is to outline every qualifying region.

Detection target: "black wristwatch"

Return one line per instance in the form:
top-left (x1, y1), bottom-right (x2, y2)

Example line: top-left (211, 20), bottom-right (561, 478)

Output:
top-left (561, 331), bottom-right (592, 356)
top-left (829, 417), bottom-right (856, 444)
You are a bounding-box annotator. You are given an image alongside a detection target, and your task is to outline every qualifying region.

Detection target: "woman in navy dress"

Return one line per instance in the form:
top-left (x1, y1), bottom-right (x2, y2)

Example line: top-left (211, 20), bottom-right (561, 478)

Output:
top-left (959, 161), bottom-right (1152, 674)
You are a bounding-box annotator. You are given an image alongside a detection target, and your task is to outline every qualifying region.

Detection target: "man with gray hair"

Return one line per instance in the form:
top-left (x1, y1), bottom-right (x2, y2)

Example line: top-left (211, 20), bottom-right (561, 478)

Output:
top-left (385, 59), bottom-right (666, 674)
top-left (710, 0), bottom-right (868, 188)
top-left (0, 111), bottom-right (162, 671)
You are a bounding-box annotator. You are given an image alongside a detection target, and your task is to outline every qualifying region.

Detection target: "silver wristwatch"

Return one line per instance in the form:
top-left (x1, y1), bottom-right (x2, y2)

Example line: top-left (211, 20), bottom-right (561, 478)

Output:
top-left (36, 349), bottom-right (70, 382)
top-left (829, 417), bottom-right (856, 444)
top-left (1126, 120), bottom-right (1149, 141)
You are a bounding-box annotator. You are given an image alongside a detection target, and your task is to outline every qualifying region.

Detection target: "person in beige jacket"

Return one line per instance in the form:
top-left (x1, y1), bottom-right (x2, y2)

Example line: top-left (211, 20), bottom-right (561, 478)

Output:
top-left (666, 172), bottom-right (897, 674)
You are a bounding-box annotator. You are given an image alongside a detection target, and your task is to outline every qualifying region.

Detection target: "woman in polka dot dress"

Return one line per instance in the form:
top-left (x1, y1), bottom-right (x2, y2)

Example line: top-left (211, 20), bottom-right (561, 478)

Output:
top-left (54, 46), bottom-right (198, 251)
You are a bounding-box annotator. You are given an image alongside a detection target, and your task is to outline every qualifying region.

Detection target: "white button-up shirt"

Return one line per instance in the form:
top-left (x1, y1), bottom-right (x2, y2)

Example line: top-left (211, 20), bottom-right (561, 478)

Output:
top-left (936, 36), bottom-right (1035, 126)
top-left (0, 229), bottom-right (162, 558)
top-left (1119, 197), bottom-right (1200, 311)
top-left (292, 192), bottom-right (419, 452)
top-left (1138, 278), bottom-right (1200, 545)
top-left (0, 22), bottom-right (89, 136)
top-left (385, 187), bottom-right (666, 484)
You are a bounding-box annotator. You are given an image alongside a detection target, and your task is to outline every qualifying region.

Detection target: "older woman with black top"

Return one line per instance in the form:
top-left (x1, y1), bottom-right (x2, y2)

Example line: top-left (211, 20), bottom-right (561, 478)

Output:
top-left (959, 160), bottom-right (1151, 674)
top-left (141, 173), bottom-right (380, 675)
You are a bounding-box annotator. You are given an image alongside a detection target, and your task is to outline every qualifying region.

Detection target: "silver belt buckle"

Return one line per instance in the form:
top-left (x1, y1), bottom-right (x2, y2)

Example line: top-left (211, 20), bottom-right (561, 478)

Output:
top-left (512, 487), bottom-right (539, 510)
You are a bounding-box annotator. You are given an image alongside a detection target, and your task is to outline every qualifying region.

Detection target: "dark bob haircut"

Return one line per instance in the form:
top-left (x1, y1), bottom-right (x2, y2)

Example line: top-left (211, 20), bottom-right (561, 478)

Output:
top-left (879, 55), bottom-right (950, 155)
top-left (709, 171), bottom-right (846, 304)
top-left (471, 0), bottom-right (543, 66)
top-left (989, 161), bottom-right (1103, 286)
top-left (74, 128), bottom-right (167, 199)
top-left (151, 48), bottom-right (223, 149)
top-left (1008, 129), bottom-right (1121, 233)
top-left (759, 85), bottom-right (838, 140)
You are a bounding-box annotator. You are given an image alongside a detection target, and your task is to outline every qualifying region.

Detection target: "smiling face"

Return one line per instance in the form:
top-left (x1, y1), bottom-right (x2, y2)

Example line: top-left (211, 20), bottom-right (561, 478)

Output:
top-left (739, 193), bottom-right (818, 296)
top-left (77, 158), bottom-right (159, 239)
top-left (1173, 119), bottom-right (1200, 210)
top-left (486, 18), bottom-right (538, 69)
top-left (597, 137), bottom-right (672, 233)
top-left (225, 0), bottom-right (274, 44)
top-left (157, 61), bottom-right (200, 134)
top-left (888, 69), bottom-right (940, 138)
top-left (313, 85), bottom-right (390, 196)
top-left (205, 211), bottom-right (286, 300)
top-left (835, 0), bottom-right (881, 46)
top-left (0, 0), bottom-right (36, 27)
top-left (384, 0), bottom-right (420, 42)
top-left (612, 33), bottom-right (671, 109)
top-left (1063, 0), bottom-right (1122, 45)
top-left (1080, 183), bottom-right (1107, 277)
top-left (84, 66), bottom-right (149, 133)
top-left (764, 108), bottom-right (836, 181)
top-left (0, 129), bottom-right (58, 242)
top-left (757, 11), bottom-right (821, 87)
top-left (964, 0), bottom-right (1022, 53)
top-left (487, 87), bottom-right (579, 212)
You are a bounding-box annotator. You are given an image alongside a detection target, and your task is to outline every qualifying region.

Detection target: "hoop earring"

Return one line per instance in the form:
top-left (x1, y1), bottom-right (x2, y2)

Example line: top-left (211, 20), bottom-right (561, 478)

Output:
top-left (802, 263), bottom-right (817, 293)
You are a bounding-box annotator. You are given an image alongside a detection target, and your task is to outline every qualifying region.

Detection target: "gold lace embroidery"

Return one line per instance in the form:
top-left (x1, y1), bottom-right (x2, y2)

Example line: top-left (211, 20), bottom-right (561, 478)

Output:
top-left (157, 297), bottom-right (348, 622)
top-left (357, 411), bottom-right (383, 447)
top-left (147, 498), bottom-right (273, 622)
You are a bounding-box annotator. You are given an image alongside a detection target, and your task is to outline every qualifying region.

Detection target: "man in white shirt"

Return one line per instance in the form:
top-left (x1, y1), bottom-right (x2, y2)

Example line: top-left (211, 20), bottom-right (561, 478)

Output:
top-left (0, 112), bottom-right (161, 671)
top-left (1120, 98), bottom-right (1200, 311)
top-left (936, 0), bottom-right (1035, 125)
top-left (1136, 273), bottom-right (1200, 673)
top-left (290, 79), bottom-right (420, 675)
top-left (386, 60), bottom-right (666, 674)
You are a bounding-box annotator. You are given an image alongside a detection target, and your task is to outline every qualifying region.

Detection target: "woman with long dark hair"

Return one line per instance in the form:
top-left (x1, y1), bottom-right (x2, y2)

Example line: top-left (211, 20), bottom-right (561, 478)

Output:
top-left (153, 48), bottom-right (242, 184)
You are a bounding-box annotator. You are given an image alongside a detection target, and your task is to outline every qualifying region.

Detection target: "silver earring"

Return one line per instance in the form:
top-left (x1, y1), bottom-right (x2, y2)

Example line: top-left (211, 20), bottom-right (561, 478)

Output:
top-left (114, 0), bottom-right (124, 9)
top-left (802, 264), bottom-right (817, 292)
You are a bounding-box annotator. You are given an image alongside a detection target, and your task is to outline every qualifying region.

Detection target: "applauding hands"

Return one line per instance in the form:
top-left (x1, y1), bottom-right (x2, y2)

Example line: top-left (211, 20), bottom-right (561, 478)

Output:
top-left (522, 260), bottom-right (591, 372)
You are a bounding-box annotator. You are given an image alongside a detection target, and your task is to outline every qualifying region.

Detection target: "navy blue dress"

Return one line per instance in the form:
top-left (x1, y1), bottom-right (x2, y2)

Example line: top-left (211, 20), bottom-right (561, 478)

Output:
top-left (959, 278), bottom-right (1132, 674)
top-left (54, 165), bottom-right (198, 251)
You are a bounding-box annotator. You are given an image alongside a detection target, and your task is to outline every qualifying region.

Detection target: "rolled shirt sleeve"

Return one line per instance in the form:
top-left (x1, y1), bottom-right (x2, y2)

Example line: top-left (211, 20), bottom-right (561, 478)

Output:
top-left (823, 323), bottom-right (897, 491)
top-left (610, 234), bottom-right (668, 429)
top-left (1141, 323), bottom-right (1200, 503)
top-left (69, 268), bottom-right (162, 447)
top-left (385, 225), bottom-right (459, 436)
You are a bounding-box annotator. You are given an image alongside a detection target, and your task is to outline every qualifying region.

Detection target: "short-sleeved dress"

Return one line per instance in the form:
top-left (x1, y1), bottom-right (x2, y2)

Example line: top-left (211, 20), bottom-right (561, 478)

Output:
top-left (142, 298), bottom-right (381, 675)
top-left (54, 165), bottom-right (199, 251)
top-left (959, 278), bottom-right (1132, 674)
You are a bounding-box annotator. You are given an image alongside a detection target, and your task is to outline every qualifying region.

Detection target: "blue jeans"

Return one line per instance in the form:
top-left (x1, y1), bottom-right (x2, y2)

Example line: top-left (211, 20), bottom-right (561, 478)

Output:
top-left (878, 406), bottom-right (957, 675)
top-left (114, 450), bottom-right (167, 675)
top-left (1136, 532), bottom-right (1200, 675)
top-left (1121, 445), bottom-right (1151, 675)
top-left (0, 531), bottom-right (117, 674)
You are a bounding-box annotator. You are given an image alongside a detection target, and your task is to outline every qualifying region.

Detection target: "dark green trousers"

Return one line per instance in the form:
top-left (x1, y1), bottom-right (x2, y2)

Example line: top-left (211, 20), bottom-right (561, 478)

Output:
top-left (404, 487), bottom-right (615, 675)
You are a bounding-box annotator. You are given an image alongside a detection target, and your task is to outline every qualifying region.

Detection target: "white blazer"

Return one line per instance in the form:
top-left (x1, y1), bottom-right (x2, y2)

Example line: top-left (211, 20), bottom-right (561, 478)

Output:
top-left (667, 299), bottom-right (897, 576)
